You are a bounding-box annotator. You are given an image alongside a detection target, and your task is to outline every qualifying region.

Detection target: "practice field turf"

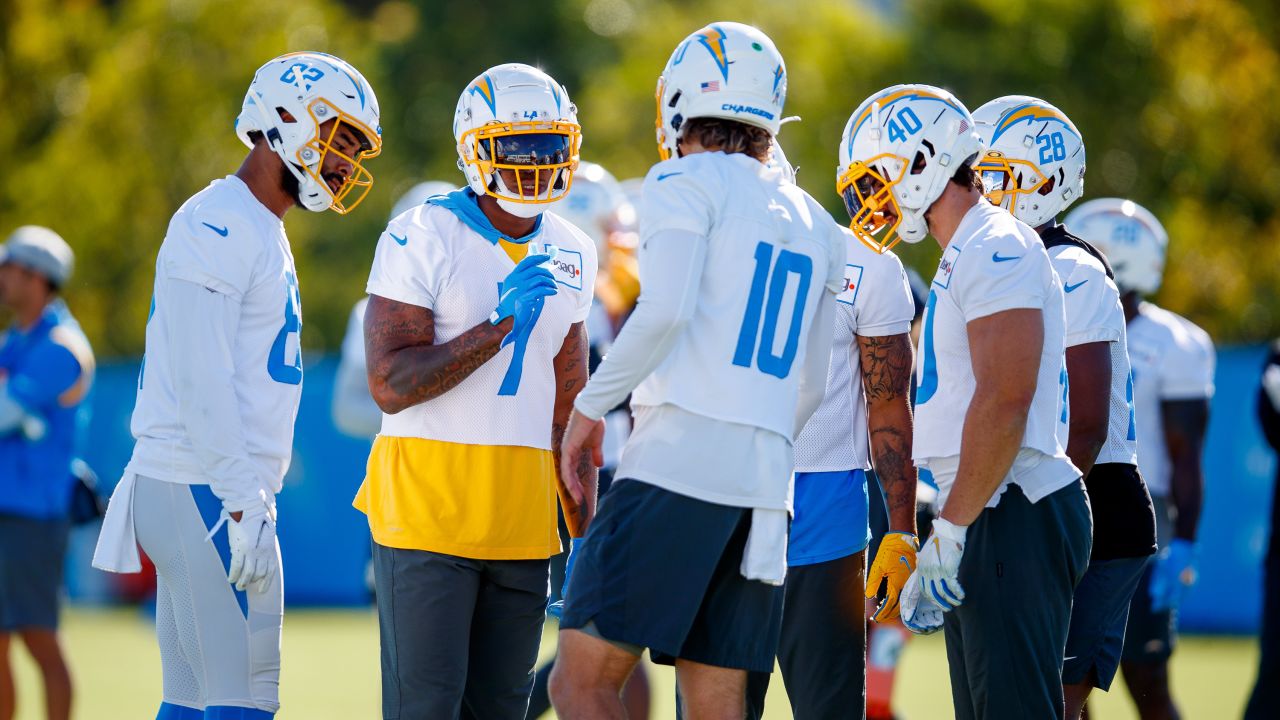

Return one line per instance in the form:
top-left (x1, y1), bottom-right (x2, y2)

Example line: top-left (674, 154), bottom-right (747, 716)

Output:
top-left (9, 608), bottom-right (1258, 718)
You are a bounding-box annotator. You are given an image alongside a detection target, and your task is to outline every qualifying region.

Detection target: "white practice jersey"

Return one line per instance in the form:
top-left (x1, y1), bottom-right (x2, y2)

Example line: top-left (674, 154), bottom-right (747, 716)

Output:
top-left (578, 151), bottom-right (846, 510)
top-left (1048, 242), bottom-right (1139, 466)
top-left (1127, 302), bottom-right (1215, 497)
top-left (913, 201), bottom-right (1078, 507)
top-left (129, 176), bottom-right (302, 499)
top-left (794, 229), bottom-right (915, 472)
top-left (628, 152), bottom-right (846, 439)
top-left (366, 203), bottom-right (596, 450)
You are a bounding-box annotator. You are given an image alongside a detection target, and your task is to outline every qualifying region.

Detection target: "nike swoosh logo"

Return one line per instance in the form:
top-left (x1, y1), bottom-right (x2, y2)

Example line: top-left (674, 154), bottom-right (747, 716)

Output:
top-left (992, 252), bottom-right (1022, 263)
top-left (201, 222), bottom-right (229, 237)
top-left (656, 172), bottom-right (683, 181)
top-left (390, 233), bottom-right (408, 246)
top-left (1064, 280), bottom-right (1088, 293)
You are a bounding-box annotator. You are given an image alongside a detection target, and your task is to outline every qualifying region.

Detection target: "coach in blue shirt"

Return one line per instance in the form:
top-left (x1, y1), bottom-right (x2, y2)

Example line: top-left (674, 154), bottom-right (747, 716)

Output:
top-left (0, 225), bottom-right (93, 720)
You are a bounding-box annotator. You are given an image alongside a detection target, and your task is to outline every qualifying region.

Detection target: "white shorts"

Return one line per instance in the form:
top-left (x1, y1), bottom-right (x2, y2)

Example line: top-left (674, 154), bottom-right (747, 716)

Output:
top-left (132, 475), bottom-right (282, 715)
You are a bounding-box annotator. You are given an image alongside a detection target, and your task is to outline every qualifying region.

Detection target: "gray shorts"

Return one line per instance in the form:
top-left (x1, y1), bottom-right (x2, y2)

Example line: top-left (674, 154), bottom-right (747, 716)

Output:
top-left (943, 481), bottom-right (1093, 720)
top-left (372, 543), bottom-right (549, 720)
top-left (0, 513), bottom-right (69, 631)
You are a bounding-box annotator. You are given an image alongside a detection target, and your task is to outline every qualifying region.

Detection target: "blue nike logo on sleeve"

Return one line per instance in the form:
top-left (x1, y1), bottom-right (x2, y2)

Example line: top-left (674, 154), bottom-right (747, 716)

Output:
top-left (390, 233), bottom-right (408, 246)
top-left (201, 222), bottom-right (229, 237)
top-left (656, 172), bottom-right (683, 181)
top-left (1064, 280), bottom-right (1088, 293)
top-left (992, 252), bottom-right (1022, 263)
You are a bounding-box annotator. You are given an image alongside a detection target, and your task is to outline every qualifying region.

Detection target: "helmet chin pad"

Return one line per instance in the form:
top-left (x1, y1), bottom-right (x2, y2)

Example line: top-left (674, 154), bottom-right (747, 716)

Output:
top-left (497, 196), bottom-right (557, 219)
top-left (897, 208), bottom-right (931, 243)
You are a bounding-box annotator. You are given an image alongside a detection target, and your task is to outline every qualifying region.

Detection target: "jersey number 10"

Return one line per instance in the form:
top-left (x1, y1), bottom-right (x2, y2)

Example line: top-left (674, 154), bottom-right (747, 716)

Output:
top-left (733, 241), bottom-right (813, 379)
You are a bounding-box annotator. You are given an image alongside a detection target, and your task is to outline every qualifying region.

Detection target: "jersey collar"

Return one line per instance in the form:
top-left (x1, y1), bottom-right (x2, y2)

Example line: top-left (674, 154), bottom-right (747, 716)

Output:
top-left (427, 188), bottom-right (544, 246)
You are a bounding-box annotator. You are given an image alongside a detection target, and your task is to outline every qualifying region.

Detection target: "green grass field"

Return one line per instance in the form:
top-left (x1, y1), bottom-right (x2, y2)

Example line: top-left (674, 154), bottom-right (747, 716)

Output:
top-left (9, 608), bottom-right (1259, 718)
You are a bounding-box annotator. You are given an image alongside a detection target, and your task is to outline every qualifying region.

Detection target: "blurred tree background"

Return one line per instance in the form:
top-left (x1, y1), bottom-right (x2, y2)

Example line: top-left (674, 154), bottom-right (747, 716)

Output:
top-left (1, 0), bottom-right (1276, 357)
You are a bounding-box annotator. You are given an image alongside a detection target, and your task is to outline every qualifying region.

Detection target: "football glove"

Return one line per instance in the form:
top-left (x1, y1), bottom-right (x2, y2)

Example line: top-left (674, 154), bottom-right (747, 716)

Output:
top-left (1149, 538), bottom-right (1197, 613)
top-left (900, 569), bottom-right (944, 635)
top-left (917, 517), bottom-right (967, 610)
top-left (866, 531), bottom-right (918, 622)
top-left (491, 253), bottom-right (558, 326)
top-left (547, 537), bottom-right (582, 620)
top-left (227, 502), bottom-right (278, 594)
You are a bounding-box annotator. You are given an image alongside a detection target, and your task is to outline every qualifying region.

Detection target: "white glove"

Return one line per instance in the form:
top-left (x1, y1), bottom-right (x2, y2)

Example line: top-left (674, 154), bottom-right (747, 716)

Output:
top-left (918, 517), bottom-right (968, 609)
top-left (900, 569), bottom-right (945, 635)
top-left (227, 502), bottom-right (278, 594)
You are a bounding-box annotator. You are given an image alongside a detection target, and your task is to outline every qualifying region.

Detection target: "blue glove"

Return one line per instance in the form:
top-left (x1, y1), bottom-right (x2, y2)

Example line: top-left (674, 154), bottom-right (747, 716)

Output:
top-left (1149, 538), bottom-right (1197, 612)
top-left (491, 253), bottom-right (558, 326)
top-left (547, 537), bottom-right (582, 620)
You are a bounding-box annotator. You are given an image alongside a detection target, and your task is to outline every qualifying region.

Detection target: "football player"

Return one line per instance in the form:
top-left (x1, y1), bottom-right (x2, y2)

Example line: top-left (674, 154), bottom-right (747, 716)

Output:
top-left (526, 161), bottom-right (650, 720)
top-left (552, 23), bottom-right (846, 720)
top-left (751, 140), bottom-right (919, 719)
top-left (840, 84), bottom-right (1091, 719)
top-left (93, 52), bottom-right (383, 719)
top-left (975, 96), bottom-right (1158, 719)
top-left (356, 63), bottom-right (598, 719)
top-left (1246, 340), bottom-right (1280, 719)
top-left (1067, 198), bottom-right (1215, 720)
top-left (332, 180), bottom-right (456, 440)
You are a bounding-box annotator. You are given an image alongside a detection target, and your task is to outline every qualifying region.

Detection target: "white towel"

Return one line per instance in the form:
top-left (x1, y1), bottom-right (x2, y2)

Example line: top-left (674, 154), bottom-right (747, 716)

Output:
top-left (740, 507), bottom-right (788, 586)
top-left (92, 473), bottom-right (142, 573)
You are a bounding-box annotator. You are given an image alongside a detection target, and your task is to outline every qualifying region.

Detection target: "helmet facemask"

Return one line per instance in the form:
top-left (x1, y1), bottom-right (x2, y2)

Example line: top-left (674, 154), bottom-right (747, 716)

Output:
top-left (458, 119), bottom-right (581, 217)
top-left (292, 100), bottom-right (381, 215)
top-left (837, 154), bottom-right (908, 253)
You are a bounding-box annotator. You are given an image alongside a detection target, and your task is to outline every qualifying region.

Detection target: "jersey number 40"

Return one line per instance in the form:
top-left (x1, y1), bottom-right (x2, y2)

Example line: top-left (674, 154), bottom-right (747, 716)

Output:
top-left (733, 241), bottom-right (813, 379)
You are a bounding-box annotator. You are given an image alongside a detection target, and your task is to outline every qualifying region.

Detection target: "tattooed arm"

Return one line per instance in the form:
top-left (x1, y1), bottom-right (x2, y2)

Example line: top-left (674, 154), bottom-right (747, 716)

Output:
top-left (364, 294), bottom-right (513, 414)
top-left (858, 332), bottom-right (918, 535)
top-left (552, 322), bottom-right (597, 534)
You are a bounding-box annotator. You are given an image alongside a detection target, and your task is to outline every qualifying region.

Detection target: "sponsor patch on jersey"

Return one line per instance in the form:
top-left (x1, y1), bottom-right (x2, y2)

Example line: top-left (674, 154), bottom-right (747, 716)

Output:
top-left (933, 244), bottom-right (962, 289)
top-left (837, 264), bottom-right (865, 306)
top-left (549, 248), bottom-right (584, 291)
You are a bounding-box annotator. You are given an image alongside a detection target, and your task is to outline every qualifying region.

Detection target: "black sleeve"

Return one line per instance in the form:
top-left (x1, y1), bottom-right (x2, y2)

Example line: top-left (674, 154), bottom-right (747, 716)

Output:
top-left (1259, 342), bottom-right (1280, 451)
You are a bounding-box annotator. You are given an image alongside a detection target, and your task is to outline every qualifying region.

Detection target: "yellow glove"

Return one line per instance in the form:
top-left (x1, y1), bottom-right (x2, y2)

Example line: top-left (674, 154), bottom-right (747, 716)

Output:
top-left (866, 531), bottom-right (918, 622)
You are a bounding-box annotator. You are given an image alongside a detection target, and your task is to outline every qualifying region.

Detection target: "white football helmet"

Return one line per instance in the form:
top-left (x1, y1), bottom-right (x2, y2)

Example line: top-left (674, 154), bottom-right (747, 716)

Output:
top-left (454, 63), bottom-right (581, 219)
top-left (552, 161), bottom-right (629, 256)
top-left (655, 22), bottom-right (787, 160)
top-left (1064, 198), bottom-right (1168, 295)
top-left (236, 52), bottom-right (382, 214)
top-left (973, 95), bottom-right (1086, 229)
top-left (836, 84), bottom-right (983, 253)
top-left (390, 180), bottom-right (456, 220)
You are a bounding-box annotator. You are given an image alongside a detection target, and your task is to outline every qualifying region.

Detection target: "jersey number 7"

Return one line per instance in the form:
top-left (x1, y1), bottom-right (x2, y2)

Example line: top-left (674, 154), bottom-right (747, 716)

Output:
top-left (733, 241), bottom-right (813, 379)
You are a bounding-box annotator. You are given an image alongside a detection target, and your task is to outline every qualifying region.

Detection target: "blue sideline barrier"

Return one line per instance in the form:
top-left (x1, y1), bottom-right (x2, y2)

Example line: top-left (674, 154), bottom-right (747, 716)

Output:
top-left (66, 347), bottom-right (1276, 632)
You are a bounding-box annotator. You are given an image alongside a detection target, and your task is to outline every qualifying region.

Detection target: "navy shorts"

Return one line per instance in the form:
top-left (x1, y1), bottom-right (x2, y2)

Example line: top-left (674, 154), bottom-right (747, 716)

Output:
top-left (0, 513), bottom-right (70, 631)
top-left (1122, 495), bottom-right (1176, 664)
top-left (1063, 555), bottom-right (1148, 689)
top-left (560, 479), bottom-right (784, 673)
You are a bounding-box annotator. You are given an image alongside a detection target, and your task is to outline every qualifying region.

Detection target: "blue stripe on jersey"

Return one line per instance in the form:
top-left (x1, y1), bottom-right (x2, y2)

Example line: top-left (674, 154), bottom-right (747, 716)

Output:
top-left (156, 702), bottom-right (203, 720)
top-left (189, 484), bottom-right (249, 619)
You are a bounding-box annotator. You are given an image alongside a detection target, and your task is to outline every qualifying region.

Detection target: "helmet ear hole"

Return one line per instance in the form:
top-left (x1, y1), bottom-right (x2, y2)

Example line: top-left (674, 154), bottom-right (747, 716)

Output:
top-left (275, 107), bottom-right (298, 124)
top-left (1038, 175), bottom-right (1057, 196)
top-left (910, 150), bottom-right (928, 175)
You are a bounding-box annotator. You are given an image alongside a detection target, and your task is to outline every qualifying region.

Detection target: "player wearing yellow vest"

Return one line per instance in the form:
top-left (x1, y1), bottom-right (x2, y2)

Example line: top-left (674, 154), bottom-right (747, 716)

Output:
top-left (356, 63), bottom-right (598, 719)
